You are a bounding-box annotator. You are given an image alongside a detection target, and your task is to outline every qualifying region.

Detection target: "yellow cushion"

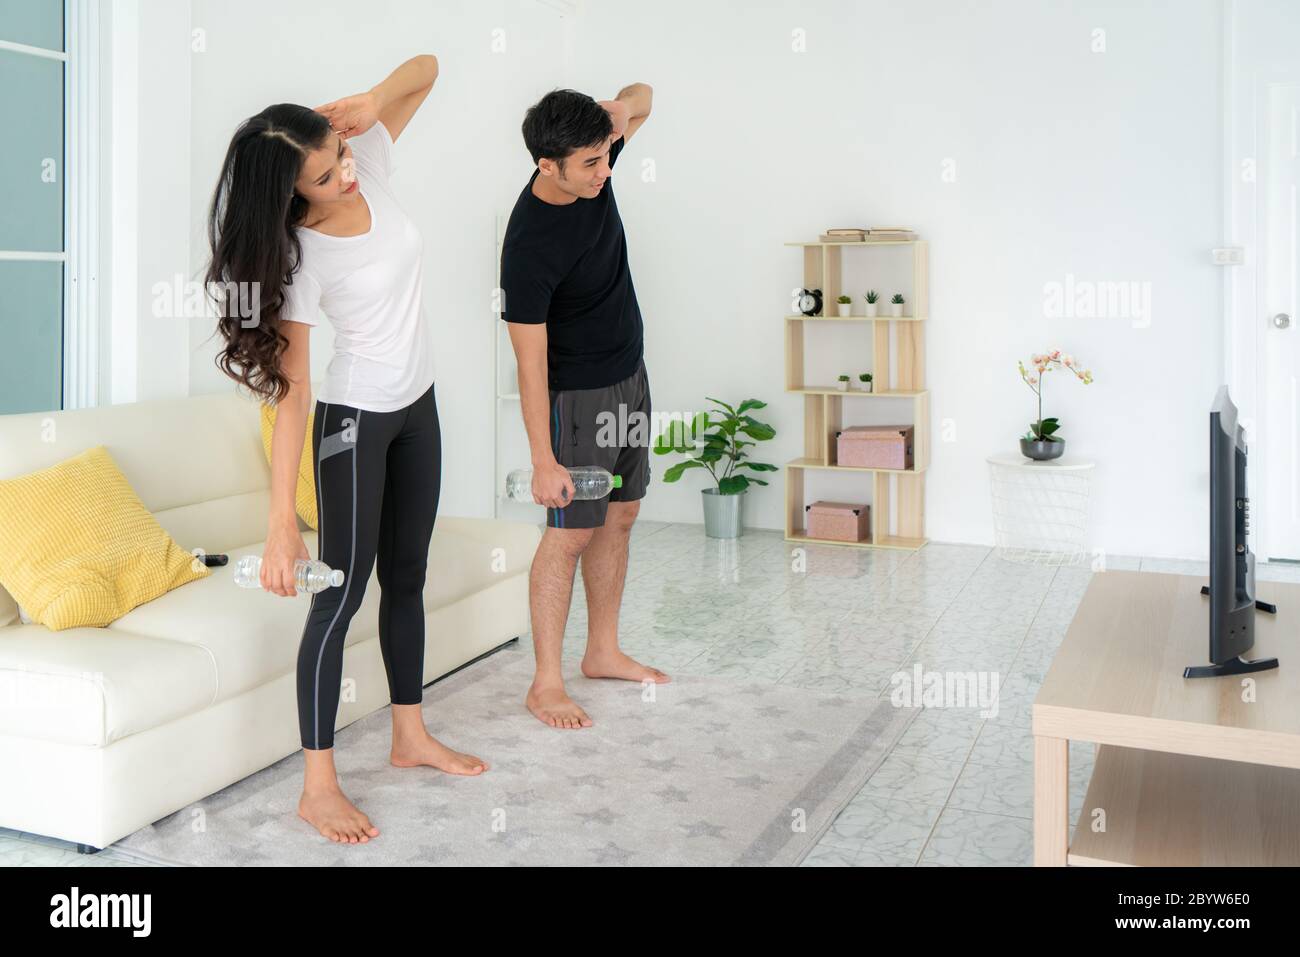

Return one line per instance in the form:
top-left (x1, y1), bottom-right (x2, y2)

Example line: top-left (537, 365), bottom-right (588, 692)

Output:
top-left (259, 402), bottom-right (317, 530)
top-left (0, 446), bottom-right (210, 631)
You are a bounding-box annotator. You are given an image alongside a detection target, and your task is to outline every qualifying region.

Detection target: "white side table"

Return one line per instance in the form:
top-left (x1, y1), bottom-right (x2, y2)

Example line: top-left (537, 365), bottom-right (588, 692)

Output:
top-left (986, 453), bottom-right (1096, 566)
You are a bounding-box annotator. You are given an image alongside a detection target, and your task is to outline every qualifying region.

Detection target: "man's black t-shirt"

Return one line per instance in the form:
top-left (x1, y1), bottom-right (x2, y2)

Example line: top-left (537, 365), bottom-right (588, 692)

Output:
top-left (500, 135), bottom-right (644, 392)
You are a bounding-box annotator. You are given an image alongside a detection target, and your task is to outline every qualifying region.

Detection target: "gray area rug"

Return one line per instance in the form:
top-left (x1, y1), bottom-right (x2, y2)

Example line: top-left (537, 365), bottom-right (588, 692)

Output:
top-left (115, 646), bottom-right (916, 866)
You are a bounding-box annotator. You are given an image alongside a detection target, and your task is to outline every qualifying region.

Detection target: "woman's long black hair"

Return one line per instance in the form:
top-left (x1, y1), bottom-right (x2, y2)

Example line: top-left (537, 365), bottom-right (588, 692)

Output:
top-left (207, 103), bottom-right (331, 404)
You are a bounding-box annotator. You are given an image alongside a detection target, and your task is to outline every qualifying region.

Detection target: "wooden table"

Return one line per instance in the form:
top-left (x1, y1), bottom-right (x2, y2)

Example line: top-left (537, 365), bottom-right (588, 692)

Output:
top-left (1032, 570), bottom-right (1300, 866)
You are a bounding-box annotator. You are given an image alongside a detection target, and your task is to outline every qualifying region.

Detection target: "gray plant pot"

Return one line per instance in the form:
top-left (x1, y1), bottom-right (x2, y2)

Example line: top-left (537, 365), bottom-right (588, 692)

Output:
top-left (702, 488), bottom-right (745, 539)
top-left (1020, 438), bottom-right (1065, 461)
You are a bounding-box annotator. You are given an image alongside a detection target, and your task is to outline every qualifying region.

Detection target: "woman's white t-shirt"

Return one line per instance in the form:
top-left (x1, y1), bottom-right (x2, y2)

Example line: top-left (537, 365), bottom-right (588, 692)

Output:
top-left (281, 120), bottom-right (435, 413)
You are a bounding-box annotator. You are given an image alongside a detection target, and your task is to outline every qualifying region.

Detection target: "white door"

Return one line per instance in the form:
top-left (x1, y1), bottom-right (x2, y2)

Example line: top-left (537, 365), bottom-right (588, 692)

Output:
top-left (1261, 81), bottom-right (1300, 560)
top-left (1228, 0), bottom-right (1300, 563)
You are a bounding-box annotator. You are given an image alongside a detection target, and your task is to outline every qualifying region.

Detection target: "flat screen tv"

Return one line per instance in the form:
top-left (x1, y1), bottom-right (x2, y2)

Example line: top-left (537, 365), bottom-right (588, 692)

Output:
top-left (1184, 386), bottom-right (1278, 678)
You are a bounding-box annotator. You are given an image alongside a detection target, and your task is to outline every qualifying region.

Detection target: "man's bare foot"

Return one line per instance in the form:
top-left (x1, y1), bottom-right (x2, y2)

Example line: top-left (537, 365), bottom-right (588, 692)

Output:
top-left (581, 648), bottom-right (671, 684)
top-left (390, 732), bottom-right (489, 774)
top-left (526, 682), bottom-right (593, 729)
top-left (298, 787), bottom-right (380, 844)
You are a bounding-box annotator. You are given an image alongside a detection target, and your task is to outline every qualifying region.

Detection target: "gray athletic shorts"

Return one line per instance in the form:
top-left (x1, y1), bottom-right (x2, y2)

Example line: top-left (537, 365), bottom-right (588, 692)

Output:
top-left (546, 357), bottom-right (651, 529)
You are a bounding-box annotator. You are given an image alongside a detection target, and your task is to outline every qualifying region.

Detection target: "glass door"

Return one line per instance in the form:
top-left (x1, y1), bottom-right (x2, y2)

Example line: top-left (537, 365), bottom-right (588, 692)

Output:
top-left (0, 0), bottom-right (66, 413)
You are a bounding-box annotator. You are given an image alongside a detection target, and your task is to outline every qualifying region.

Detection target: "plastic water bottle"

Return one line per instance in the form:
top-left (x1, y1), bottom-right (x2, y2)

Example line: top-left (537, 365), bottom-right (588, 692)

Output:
top-left (233, 555), bottom-right (345, 594)
top-left (505, 466), bottom-right (622, 503)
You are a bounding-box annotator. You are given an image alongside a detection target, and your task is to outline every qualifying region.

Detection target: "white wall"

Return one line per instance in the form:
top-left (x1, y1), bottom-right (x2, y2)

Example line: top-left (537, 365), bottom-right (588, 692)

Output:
top-left (567, 0), bottom-right (1226, 560)
top-left (106, 0), bottom-right (192, 405)
top-left (160, 0), bottom-right (1227, 558)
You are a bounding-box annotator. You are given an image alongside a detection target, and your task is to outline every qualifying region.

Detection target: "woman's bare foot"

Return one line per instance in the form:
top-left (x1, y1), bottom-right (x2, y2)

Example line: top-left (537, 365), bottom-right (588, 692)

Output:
top-left (581, 648), bottom-right (671, 684)
top-left (526, 681), bottom-right (593, 729)
top-left (390, 731), bottom-right (489, 774)
top-left (297, 787), bottom-right (380, 844)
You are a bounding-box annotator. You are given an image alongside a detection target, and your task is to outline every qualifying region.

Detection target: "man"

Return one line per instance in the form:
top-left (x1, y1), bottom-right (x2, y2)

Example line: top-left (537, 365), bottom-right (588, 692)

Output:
top-left (500, 83), bottom-right (667, 730)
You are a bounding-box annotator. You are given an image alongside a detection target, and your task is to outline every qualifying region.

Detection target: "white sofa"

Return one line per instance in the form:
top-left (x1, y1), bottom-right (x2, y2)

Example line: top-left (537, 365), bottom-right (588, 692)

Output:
top-left (0, 383), bottom-right (540, 851)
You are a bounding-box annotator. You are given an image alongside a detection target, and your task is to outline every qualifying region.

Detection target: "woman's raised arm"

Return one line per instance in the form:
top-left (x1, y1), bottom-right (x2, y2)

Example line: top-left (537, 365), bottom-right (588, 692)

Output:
top-left (314, 54), bottom-right (439, 144)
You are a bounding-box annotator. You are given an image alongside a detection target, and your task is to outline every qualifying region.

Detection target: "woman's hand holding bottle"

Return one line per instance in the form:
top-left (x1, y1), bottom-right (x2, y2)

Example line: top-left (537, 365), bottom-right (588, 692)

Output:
top-left (262, 523), bottom-right (311, 597)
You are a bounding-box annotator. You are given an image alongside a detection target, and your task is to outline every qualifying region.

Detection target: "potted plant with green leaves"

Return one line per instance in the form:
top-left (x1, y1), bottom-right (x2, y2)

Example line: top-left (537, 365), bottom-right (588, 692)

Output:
top-left (864, 290), bottom-right (879, 318)
top-left (836, 374), bottom-right (850, 391)
top-left (836, 294), bottom-right (852, 317)
top-left (858, 372), bottom-right (873, 393)
top-left (1017, 349), bottom-right (1094, 460)
top-left (890, 293), bottom-right (905, 317)
top-left (653, 398), bottom-right (778, 539)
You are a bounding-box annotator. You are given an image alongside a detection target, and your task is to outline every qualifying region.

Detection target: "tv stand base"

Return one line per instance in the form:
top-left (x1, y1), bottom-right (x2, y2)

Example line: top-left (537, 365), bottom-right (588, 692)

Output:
top-left (1183, 654), bottom-right (1279, 679)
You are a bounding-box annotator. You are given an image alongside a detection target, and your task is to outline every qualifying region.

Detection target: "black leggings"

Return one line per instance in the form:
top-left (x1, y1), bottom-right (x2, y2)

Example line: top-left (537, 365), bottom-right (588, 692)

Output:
top-left (296, 380), bottom-right (441, 751)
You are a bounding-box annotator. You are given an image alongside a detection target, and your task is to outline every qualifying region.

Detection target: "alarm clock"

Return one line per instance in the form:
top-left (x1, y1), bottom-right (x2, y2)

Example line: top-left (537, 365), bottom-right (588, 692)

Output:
top-left (797, 288), bottom-right (823, 317)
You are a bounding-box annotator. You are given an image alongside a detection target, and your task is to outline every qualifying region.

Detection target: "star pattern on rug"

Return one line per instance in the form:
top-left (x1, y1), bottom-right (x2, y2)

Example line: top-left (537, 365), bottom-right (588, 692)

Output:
top-left (413, 801), bottom-right (454, 822)
top-left (225, 843), bottom-right (274, 865)
top-left (576, 806), bottom-right (623, 826)
top-left (490, 826), bottom-right (541, 849)
top-left (502, 788), bottom-right (543, 805)
top-left (641, 756), bottom-right (680, 772)
top-left (655, 785), bottom-right (691, 803)
top-left (680, 820), bottom-right (727, 839)
top-left (376, 770), bottom-right (459, 790)
top-left (590, 841), bottom-right (637, 864)
top-left (628, 731), bottom-right (667, 747)
top-left (726, 773), bottom-right (771, 791)
top-left (676, 695), bottom-right (714, 709)
top-left (409, 841), bottom-right (457, 862)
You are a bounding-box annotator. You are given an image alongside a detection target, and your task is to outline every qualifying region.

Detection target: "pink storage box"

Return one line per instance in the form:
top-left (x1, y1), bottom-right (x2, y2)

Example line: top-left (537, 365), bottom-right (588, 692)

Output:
top-left (836, 425), bottom-right (914, 469)
top-left (806, 500), bottom-right (870, 542)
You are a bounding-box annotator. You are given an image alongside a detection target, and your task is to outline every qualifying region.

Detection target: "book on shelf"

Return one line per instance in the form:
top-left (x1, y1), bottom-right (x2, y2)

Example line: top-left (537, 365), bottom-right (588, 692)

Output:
top-left (820, 228), bottom-right (867, 243)
top-left (819, 233), bottom-right (917, 243)
top-left (865, 226), bottom-right (916, 240)
top-left (818, 226), bottom-right (917, 243)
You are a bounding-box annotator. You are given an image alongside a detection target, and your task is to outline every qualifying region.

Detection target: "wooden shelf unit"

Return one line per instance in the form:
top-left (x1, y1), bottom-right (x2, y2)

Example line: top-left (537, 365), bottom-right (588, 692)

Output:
top-left (784, 239), bottom-right (928, 550)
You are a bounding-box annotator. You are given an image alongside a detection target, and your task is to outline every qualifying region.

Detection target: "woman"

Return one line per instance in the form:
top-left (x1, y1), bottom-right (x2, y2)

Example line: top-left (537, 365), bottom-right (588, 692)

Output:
top-left (207, 55), bottom-right (487, 847)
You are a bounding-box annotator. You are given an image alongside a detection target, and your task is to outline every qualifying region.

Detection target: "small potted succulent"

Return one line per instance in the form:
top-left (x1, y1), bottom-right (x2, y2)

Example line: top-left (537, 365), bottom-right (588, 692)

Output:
top-left (890, 293), bottom-right (905, 317)
top-left (864, 290), bottom-right (879, 317)
top-left (1017, 349), bottom-right (1094, 460)
top-left (858, 372), bottom-right (873, 393)
top-left (836, 374), bottom-right (850, 392)
top-left (836, 294), bottom-right (853, 317)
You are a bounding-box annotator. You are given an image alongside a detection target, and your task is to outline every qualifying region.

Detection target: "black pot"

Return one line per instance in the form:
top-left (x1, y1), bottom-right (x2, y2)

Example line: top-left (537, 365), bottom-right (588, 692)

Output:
top-left (1020, 438), bottom-right (1065, 461)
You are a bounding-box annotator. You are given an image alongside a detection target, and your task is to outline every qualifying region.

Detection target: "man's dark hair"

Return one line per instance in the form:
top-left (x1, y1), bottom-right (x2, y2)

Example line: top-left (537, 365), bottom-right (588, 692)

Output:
top-left (521, 89), bottom-right (613, 169)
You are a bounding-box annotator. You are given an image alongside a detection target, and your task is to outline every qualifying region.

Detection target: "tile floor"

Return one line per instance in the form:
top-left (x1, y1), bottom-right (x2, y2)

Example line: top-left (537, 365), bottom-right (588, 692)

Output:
top-left (4, 521), bottom-right (1296, 867)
